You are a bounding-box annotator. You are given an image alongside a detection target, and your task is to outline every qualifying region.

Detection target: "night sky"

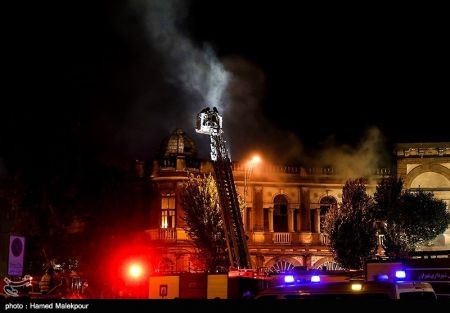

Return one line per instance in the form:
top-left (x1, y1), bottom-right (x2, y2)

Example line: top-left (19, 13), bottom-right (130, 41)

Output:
top-left (2, 1), bottom-right (449, 175)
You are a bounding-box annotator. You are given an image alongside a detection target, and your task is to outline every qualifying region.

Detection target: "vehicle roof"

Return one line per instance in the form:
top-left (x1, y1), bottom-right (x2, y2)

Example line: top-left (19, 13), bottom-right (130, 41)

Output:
top-left (257, 281), bottom-right (433, 296)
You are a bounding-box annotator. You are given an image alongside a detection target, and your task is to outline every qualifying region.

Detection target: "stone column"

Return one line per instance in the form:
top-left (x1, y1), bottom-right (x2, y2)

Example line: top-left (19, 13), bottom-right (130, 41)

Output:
top-left (304, 255), bottom-right (312, 269)
top-left (249, 207), bottom-right (254, 232)
top-left (268, 207), bottom-right (274, 232)
top-left (288, 208), bottom-right (294, 232)
top-left (315, 208), bottom-right (321, 233)
top-left (241, 208), bottom-right (246, 231)
top-left (296, 208), bottom-right (302, 232)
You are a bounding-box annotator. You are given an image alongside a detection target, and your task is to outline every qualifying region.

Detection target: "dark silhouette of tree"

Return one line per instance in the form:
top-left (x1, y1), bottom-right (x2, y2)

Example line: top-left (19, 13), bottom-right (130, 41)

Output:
top-left (374, 177), bottom-right (450, 257)
top-left (372, 176), bottom-right (403, 221)
top-left (180, 174), bottom-right (229, 272)
top-left (323, 178), bottom-right (377, 269)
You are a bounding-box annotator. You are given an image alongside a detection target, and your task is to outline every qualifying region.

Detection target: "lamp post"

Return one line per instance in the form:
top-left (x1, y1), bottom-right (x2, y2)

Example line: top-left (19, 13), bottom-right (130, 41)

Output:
top-left (375, 220), bottom-right (386, 258)
top-left (243, 155), bottom-right (261, 206)
top-left (242, 155), bottom-right (261, 231)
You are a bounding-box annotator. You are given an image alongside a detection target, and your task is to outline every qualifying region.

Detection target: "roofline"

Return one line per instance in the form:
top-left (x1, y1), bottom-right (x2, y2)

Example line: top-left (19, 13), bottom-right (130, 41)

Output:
top-left (395, 142), bottom-right (450, 149)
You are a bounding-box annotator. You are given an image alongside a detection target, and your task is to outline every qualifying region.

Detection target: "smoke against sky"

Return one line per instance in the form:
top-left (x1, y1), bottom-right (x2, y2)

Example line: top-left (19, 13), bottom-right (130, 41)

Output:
top-left (137, 0), bottom-right (229, 111)
top-left (310, 127), bottom-right (389, 178)
top-left (221, 55), bottom-right (305, 163)
top-left (2, 1), bottom-right (448, 176)
top-left (128, 0), bottom-right (310, 162)
top-left (127, 0), bottom-right (389, 175)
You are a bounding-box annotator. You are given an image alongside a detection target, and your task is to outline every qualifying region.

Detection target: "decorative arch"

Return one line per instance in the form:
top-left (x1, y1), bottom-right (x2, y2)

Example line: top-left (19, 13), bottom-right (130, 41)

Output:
top-left (411, 172), bottom-right (450, 188)
top-left (311, 257), bottom-right (343, 270)
top-left (405, 163), bottom-right (450, 189)
top-left (264, 257), bottom-right (303, 274)
top-left (271, 193), bottom-right (290, 203)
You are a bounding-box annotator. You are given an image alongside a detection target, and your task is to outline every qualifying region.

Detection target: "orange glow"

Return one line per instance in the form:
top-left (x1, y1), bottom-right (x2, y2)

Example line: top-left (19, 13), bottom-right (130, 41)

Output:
top-left (351, 283), bottom-right (362, 291)
top-left (250, 155), bottom-right (261, 164)
top-left (246, 154), bottom-right (262, 167)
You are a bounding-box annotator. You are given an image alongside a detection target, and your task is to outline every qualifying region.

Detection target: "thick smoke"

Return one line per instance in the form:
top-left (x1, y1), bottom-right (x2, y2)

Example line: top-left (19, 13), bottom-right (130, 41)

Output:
top-left (309, 127), bottom-right (389, 180)
top-left (130, 0), bottom-right (305, 161)
top-left (221, 56), bottom-right (304, 163)
top-left (124, 0), bottom-right (232, 158)
top-left (128, 0), bottom-right (388, 177)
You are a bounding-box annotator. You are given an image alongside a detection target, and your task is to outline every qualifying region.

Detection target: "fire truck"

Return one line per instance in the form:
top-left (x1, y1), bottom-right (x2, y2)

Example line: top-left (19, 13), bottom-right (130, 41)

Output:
top-left (195, 107), bottom-right (251, 270)
top-left (364, 250), bottom-right (450, 299)
top-left (147, 107), bottom-right (269, 299)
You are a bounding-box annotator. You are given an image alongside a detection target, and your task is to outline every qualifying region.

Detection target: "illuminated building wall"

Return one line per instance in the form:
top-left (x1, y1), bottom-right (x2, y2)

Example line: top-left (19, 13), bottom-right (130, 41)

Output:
top-left (145, 129), bottom-right (450, 273)
top-left (396, 142), bottom-right (450, 249)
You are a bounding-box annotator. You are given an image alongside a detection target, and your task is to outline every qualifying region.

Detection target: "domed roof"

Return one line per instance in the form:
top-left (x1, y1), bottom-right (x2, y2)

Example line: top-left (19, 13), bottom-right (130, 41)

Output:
top-left (161, 128), bottom-right (198, 157)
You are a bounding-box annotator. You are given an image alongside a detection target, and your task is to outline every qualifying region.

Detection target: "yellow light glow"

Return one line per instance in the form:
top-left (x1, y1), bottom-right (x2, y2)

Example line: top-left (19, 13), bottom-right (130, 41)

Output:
top-left (250, 155), bottom-right (261, 164)
top-left (351, 283), bottom-right (362, 291)
top-left (128, 264), bottom-right (143, 278)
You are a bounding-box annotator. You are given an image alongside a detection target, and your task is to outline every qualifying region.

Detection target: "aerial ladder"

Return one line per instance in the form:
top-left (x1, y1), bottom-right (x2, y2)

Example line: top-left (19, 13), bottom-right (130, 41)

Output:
top-left (196, 107), bottom-right (252, 269)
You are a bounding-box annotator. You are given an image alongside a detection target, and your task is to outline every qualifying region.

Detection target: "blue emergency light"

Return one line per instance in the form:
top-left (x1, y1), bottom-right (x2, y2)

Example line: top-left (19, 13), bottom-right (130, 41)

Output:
top-left (311, 275), bottom-right (321, 283)
top-left (284, 275), bottom-right (295, 283)
top-left (395, 270), bottom-right (406, 279)
top-left (376, 274), bottom-right (389, 281)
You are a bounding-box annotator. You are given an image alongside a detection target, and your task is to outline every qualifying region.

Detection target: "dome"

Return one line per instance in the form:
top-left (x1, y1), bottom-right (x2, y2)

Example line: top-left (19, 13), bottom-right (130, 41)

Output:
top-left (160, 128), bottom-right (198, 158)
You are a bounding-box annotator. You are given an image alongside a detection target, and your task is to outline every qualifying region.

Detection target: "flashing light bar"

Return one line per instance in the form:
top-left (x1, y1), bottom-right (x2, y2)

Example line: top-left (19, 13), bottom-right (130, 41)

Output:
top-left (311, 275), bottom-right (320, 283)
top-left (284, 275), bottom-right (295, 283)
top-left (395, 270), bottom-right (406, 279)
top-left (377, 274), bottom-right (389, 281)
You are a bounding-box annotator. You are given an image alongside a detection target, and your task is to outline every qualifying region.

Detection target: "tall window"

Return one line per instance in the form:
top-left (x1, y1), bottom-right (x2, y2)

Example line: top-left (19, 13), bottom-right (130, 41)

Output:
top-left (263, 208), bottom-right (269, 231)
top-left (319, 196), bottom-right (337, 232)
top-left (161, 193), bottom-right (176, 228)
top-left (273, 195), bottom-right (288, 232)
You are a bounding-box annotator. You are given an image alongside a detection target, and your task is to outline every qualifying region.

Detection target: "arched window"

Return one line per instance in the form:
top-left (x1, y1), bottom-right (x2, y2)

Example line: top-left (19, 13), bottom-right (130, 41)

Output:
top-left (273, 194), bottom-right (288, 232)
top-left (319, 196), bottom-right (337, 231)
top-left (161, 192), bottom-right (176, 228)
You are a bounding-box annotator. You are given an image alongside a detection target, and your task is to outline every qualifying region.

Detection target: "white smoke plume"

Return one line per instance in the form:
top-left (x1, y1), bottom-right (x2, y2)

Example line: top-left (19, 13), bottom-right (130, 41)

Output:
top-left (128, 0), bottom-right (305, 161)
top-left (128, 0), bottom-right (388, 174)
top-left (136, 0), bottom-right (229, 111)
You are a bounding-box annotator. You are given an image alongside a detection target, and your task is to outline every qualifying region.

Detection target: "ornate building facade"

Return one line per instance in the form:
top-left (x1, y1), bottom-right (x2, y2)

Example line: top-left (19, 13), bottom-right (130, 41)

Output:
top-left (395, 142), bottom-right (450, 249)
top-left (144, 129), bottom-right (450, 274)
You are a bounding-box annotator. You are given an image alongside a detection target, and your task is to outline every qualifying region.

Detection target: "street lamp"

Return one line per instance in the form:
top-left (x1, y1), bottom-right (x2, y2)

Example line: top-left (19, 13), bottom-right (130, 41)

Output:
top-left (243, 155), bottom-right (261, 206)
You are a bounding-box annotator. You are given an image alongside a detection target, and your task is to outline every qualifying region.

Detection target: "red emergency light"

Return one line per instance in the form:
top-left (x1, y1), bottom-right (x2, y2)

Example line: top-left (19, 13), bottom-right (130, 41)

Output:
top-left (127, 263), bottom-right (144, 280)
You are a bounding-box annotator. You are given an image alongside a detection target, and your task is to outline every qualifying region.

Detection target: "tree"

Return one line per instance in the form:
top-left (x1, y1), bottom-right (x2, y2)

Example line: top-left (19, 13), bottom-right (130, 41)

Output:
top-left (374, 177), bottom-right (450, 257)
top-left (372, 176), bottom-right (403, 221)
top-left (323, 178), bottom-right (377, 269)
top-left (180, 174), bottom-right (229, 272)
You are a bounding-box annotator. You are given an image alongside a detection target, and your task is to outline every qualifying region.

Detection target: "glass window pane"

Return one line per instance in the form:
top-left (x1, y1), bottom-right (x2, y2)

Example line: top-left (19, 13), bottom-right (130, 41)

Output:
top-left (161, 198), bottom-right (168, 209)
top-left (168, 197), bottom-right (175, 209)
top-left (161, 211), bottom-right (168, 228)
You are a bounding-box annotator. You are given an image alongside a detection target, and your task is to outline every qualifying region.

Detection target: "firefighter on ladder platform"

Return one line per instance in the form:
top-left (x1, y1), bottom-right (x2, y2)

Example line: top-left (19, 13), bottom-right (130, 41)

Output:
top-left (196, 107), bottom-right (252, 270)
